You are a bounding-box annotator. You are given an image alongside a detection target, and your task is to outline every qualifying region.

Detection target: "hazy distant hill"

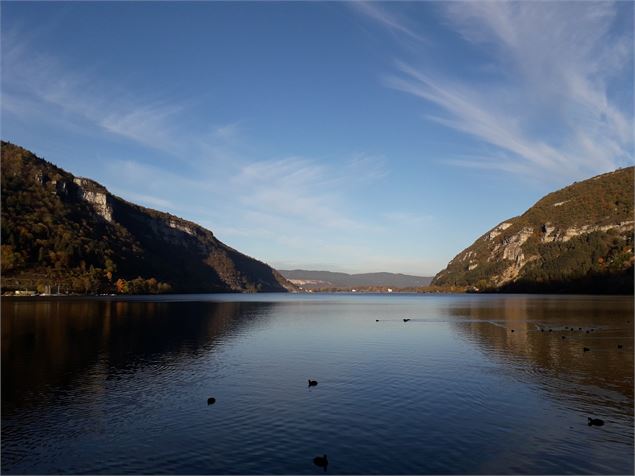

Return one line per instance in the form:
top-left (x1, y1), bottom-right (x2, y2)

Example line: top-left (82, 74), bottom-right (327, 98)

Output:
top-left (279, 269), bottom-right (433, 289)
top-left (1, 141), bottom-right (292, 294)
top-left (433, 167), bottom-right (634, 293)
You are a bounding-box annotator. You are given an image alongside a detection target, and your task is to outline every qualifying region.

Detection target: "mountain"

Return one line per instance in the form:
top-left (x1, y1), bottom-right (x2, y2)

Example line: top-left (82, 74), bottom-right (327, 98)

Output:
top-left (1, 141), bottom-right (292, 294)
top-left (279, 269), bottom-right (433, 289)
top-left (432, 167), bottom-right (634, 294)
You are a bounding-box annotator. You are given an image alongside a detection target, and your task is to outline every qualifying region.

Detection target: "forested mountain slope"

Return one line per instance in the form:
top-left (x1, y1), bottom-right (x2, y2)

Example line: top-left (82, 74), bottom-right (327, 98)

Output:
top-left (1, 141), bottom-right (292, 294)
top-left (433, 167), bottom-right (634, 294)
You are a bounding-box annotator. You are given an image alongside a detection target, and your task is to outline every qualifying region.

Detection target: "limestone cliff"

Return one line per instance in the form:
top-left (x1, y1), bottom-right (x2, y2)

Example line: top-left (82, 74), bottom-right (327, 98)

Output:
top-left (1, 141), bottom-right (293, 294)
top-left (433, 167), bottom-right (634, 293)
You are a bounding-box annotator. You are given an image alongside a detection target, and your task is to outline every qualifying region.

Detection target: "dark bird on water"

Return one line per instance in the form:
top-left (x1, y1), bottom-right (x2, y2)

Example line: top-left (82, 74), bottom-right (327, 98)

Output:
top-left (313, 454), bottom-right (328, 471)
top-left (583, 347), bottom-right (590, 352)
top-left (549, 329), bottom-right (553, 332)
top-left (618, 344), bottom-right (623, 349)
top-left (562, 336), bottom-right (566, 340)
top-left (540, 328), bottom-right (545, 332)
top-left (511, 329), bottom-right (515, 333)
top-left (308, 379), bottom-right (318, 387)
top-left (376, 319), bottom-right (379, 322)
top-left (207, 397), bottom-right (216, 405)
top-left (403, 318), bottom-right (411, 322)
top-left (588, 417), bottom-right (604, 427)
top-left (578, 327), bottom-right (582, 330)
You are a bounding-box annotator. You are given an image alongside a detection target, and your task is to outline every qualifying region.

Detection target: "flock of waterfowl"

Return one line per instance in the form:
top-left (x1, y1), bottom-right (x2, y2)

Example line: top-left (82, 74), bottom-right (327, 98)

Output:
top-left (513, 323), bottom-right (627, 353)
top-left (201, 315), bottom-right (628, 471)
top-left (505, 320), bottom-right (630, 429)
top-left (394, 317), bottom-right (619, 430)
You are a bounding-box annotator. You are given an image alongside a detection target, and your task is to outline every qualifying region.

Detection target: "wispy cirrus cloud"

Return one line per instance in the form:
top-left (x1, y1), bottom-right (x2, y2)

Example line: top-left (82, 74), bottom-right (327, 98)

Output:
top-left (2, 25), bottom-right (388, 238)
top-left (385, 63), bottom-right (576, 176)
top-left (350, 1), bottom-right (426, 43)
top-left (1, 26), bottom-right (235, 161)
top-left (99, 149), bottom-right (390, 267)
top-left (359, 1), bottom-right (634, 180)
top-left (232, 154), bottom-right (386, 231)
top-left (0, 26), bottom-right (417, 268)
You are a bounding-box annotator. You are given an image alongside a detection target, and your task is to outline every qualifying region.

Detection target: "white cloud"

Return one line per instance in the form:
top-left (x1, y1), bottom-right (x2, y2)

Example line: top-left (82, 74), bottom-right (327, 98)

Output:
top-left (350, 1), bottom-right (426, 43)
top-left (385, 64), bottom-right (577, 176)
top-left (370, 1), bottom-right (634, 180)
top-left (2, 27), bottom-right (390, 239)
top-left (232, 155), bottom-right (385, 231)
top-left (1, 27), bottom-right (237, 162)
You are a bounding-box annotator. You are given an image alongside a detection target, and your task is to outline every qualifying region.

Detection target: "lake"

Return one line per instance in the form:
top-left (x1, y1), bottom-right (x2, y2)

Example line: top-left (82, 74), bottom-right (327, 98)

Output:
top-left (2, 293), bottom-right (633, 474)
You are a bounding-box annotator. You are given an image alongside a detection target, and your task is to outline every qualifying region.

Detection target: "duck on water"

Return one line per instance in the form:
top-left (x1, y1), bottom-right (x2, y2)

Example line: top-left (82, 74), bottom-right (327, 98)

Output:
top-left (313, 454), bottom-right (328, 471)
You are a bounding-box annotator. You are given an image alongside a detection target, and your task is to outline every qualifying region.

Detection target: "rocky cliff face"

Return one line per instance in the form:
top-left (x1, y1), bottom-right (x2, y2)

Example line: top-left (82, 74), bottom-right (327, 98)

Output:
top-left (1, 141), bottom-right (293, 294)
top-left (433, 167), bottom-right (634, 293)
top-left (73, 178), bottom-right (114, 222)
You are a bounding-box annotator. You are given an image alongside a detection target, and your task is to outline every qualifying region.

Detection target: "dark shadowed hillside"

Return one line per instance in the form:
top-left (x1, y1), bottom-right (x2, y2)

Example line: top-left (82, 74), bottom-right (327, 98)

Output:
top-left (1, 141), bottom-right (292, 294)
top-left (433, 167), bottom-right (634, 294)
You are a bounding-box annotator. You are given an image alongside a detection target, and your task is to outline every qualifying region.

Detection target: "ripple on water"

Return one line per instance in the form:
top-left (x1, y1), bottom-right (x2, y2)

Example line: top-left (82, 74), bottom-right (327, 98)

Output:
top-left (2, 295), bottom-right (633, 474)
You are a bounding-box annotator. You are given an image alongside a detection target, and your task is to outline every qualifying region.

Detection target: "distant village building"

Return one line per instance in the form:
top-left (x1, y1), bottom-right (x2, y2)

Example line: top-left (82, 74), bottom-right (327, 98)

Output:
top-left (14, 290), bottom-right (37, 296)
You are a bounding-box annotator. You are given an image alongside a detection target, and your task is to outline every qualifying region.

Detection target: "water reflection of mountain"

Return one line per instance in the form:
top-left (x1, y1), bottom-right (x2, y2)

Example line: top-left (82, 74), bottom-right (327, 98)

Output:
top-left (448, 296), bottom-right (634, 413)
top-left (1, 299), bottom-right (275, 415)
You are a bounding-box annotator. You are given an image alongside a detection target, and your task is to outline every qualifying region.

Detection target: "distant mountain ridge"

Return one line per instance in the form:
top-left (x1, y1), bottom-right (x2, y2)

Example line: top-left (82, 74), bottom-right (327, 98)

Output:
top-left (432, 167), bottom-right (634, 293)
top-left (279, 269), bottom-right (433, 288)
top-left (1, 141), bottom-right (292, 294)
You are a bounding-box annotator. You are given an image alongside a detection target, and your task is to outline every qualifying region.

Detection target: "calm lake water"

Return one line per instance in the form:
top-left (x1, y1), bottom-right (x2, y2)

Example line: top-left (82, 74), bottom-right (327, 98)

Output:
top-left (2, 293), bottom-right (633, 474)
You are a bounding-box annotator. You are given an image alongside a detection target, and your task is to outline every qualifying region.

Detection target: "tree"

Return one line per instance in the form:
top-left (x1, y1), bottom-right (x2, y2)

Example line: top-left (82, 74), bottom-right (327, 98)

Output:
top-left (1, 245), bottom-right (16, 271)
top-left (115, 278), bottom-right (128, 294)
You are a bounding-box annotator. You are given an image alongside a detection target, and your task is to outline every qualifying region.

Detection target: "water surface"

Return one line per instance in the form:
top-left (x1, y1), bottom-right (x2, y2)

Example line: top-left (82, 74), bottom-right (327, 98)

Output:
top-left (2, 294), bottom-right (633, 474)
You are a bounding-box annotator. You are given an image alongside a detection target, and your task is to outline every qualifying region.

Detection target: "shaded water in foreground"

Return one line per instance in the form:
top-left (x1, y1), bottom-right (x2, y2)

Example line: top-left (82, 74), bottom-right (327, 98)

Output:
top-left (2, 294), bottom-right (633, 474)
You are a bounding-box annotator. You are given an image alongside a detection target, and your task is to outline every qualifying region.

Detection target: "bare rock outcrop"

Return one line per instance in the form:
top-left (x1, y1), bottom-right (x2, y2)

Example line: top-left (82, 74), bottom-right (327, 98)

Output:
top-left (432, 167), bottom-right (634, 293)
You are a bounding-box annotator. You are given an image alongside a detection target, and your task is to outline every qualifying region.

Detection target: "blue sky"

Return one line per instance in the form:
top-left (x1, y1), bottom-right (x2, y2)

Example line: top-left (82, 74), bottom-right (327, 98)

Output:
top-left (2, 1), bottom-right (633, 275)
